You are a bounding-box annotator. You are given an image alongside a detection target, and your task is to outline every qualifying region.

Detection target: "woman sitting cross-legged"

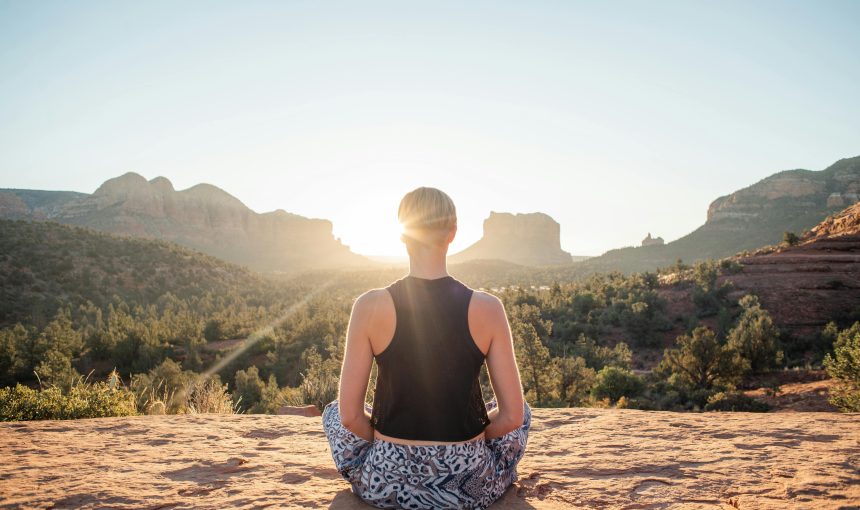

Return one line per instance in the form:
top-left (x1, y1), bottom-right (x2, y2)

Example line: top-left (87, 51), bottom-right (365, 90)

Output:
top-left (322, 186), bottom-right (532, 510)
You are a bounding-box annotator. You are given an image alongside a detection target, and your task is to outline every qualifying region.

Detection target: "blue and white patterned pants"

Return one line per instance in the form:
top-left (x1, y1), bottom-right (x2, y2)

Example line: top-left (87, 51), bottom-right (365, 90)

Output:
top-left (322, 398), bottom-right (532, 510)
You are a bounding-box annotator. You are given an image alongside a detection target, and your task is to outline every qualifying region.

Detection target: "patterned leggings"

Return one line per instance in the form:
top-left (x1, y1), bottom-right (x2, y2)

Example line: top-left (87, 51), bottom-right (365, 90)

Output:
top-left (322, 398), bottom-right (532, 510)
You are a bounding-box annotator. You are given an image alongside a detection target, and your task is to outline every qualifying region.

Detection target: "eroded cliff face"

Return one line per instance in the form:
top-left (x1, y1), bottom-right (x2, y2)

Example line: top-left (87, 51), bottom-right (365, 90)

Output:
top-left (707, 157), bottom-right (860, 224)
top-left (2, 172), bottom-right (372, 274)
top-left (448, 211), bottom-right (573, 266)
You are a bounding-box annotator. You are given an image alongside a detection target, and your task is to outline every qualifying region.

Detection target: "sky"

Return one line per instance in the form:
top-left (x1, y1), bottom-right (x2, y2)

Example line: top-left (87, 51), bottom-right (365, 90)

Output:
top-left (1, 1), bottom-right (858, 257)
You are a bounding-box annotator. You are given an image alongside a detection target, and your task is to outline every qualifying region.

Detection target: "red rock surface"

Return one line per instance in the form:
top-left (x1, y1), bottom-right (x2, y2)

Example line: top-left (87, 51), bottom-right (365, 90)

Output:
top-left (717, 201), bottom-right (860, 338)
top-left (0, 409), bottom-right (858, 509)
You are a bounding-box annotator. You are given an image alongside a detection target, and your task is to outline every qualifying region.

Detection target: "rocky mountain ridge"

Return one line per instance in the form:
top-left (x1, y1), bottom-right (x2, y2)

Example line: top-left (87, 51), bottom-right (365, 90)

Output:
top-left (578, 156), bottom-right (860, 275)
top-left (707, 157), bottom-right (860, 222)
top-left (0, 172), bottom-right (374, 274)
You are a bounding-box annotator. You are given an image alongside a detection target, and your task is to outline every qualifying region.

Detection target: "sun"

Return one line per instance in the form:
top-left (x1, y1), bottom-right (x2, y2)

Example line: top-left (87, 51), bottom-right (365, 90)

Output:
top-left (334, 215), bottom-right (407, 257)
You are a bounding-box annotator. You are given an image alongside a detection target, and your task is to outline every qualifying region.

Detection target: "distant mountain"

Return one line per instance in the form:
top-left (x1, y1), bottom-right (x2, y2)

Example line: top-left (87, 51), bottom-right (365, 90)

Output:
top-left (0, 172), bottom-right (376, 274)
top-left (448, 211), bottom-right (574, 266)
top-left (579, 156), bottom-right (860, 274)
top-left (0, 189), bottom-right (87, 219)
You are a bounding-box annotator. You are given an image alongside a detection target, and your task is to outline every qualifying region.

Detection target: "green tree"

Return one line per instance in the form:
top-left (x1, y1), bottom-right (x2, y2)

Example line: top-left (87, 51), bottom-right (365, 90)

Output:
top-left (234, 366), bottom-right (287, 413)
top-left (298, 345), bottom-right (340, 411)
top-left (822, 322), bottom-right (860, 412)
top-left (0, 324), bottom-right (30, 385)
top-left (34, 350), bottom-right (82, 392)
top-left (512, 320), bottom-right (555, 406)
top-left (659, 326), bottom-right (747, 391)
top-left (509, 303), bottom-right (552, 339)
top-left (693, 260), bottom-right (719, 293)
top-left (28, 309), bottom-right (83, 374)
top-left (567, 333), bottom-right (631, 371)
top-left (590, 366), bottom-right (644, 404)
top-left (783, 231), bottom-right (799, 246)
top-left (553, 356), bottom-right (595, 406)
top-left (726, 294), bottom-right (783, 373)
top-left (691, 260), bottom-right (730, 317)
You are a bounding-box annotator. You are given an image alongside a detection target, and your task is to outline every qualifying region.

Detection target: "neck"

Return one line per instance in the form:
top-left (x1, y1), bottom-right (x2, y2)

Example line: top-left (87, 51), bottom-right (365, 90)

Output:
top-left (406, 247), bottom-right (449, 279)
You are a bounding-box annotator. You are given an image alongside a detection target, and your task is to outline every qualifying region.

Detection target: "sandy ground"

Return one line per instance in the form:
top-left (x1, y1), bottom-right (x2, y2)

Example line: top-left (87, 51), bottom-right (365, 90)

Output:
top-left (1, 408), bottom-right (858, 510)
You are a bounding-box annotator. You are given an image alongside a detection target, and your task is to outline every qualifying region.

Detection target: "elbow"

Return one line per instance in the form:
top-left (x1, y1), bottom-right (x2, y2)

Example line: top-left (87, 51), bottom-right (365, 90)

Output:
top-left (507, 406), bottom-right (525, 429)
top-left (499, 398), bottom-right (525, 430)
top-left (340, 412), bottom-right (357, 429)
top-left (339, 406), bottom-right (364, 430)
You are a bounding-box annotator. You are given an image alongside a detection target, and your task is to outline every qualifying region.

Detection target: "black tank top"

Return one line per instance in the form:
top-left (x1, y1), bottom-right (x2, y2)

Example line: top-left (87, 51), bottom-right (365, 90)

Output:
top-left (369, 274), bottom-right (491, 442)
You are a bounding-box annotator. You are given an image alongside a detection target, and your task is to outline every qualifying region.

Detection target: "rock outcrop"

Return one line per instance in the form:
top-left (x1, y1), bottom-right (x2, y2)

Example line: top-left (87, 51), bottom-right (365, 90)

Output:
top-left (1, 409), bottom-right (857, 509)
top-left (1, 173), bottom-right (374, 274)
top-left (802, 201), bottom-right (860, 240)
top-left (448, 212), bottom-right (573, 266)
top-left (641, 232), bottom-right (665, 246)
top-left (717, 201), bottom-right (860, 338)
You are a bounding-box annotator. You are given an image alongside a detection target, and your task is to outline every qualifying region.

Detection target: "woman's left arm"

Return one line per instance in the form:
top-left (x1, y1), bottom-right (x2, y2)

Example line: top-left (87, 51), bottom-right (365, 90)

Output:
top-left (337, 290), bottom-right (378, 443)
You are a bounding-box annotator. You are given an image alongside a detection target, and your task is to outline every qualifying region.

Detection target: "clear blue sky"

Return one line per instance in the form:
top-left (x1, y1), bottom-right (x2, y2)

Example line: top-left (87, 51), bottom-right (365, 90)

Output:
top-left (1, 0), bottom-right (858, 256)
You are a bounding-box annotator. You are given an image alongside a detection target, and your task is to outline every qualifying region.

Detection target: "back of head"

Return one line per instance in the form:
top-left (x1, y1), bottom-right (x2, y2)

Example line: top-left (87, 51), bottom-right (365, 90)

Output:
top-left (398, 187), bottom-right (457, 249)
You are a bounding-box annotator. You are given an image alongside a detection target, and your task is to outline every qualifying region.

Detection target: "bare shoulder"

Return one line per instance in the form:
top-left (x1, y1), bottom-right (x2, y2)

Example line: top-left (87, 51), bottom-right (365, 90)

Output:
top-left (467, 290), bottom-right (506, 355)
top-left (353, 288), bottom-right (393, 314)
top-left (355, 287), bottom-right (388, 303)
top-left (352, 288), bottom-right (395, 332)
top-left (469, 289), bottom-right (505, 318)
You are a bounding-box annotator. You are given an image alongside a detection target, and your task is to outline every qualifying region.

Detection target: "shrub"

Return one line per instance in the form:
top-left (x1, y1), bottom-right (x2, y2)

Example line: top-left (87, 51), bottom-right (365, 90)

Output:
top-left (234, 366), bottom-right (266, 410)
top-left (185, 378), bottom-right (239, 414)
top-left (590, 366), bottom-right (644, 404)
top-left (823, 322), bottom-right (860, 412)
top-left (297, 345), bottom-right (341, 412)
top-left (0, 371), bottom-right (137, 421)
top-left (690, 260), bottom-right (731, 317)
top-left (726, 294), bottom-right (783, 373)
top-left (658, 326), bottom-right (747, 391)
top-left (782, 231), bottom-right (799, 246)
top-left (130, 359), bottom-right (197, 414)
top-left (692, 260), bottom-right (718, 293)
top-left (719, 259), bottom-right (743, 275)
top-left (704, 391), bottom-right (770, 412)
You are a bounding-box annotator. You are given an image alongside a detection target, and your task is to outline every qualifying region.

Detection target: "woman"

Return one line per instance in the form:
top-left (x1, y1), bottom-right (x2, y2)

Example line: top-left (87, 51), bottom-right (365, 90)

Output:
top-left (322, 187), bottom-right (532, 510)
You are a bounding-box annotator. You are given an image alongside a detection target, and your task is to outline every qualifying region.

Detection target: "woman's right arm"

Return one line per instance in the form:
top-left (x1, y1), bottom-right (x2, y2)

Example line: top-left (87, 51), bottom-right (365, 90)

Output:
top-left (482, 294), bottom-right (525, 439)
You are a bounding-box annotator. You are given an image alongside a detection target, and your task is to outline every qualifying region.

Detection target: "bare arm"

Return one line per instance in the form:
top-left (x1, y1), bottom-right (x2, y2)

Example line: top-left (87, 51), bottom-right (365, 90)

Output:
top-left (482, 295), bottom-right (525, 440)
top-left (337, 291), bottom-right (378, 443)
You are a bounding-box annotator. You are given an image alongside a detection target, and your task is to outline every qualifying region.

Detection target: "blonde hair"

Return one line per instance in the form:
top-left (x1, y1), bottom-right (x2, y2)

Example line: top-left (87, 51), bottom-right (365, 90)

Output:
top-left (398, 187), bottom-right (457, 247)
